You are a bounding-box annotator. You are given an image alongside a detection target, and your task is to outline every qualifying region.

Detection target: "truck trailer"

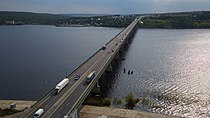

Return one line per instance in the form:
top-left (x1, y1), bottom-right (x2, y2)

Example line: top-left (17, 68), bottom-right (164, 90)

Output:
top-left (86, 71), bottom-right (96, 83)
top-left (55, 78), bottom-right (69, 94)
top-left (34, 109), bottom-right (44, 118)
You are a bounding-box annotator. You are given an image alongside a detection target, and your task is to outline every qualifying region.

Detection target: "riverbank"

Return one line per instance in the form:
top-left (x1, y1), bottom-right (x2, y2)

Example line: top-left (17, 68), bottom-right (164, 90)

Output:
top-left (0, 100), bottom-right (180, 118)
top-left (139, 11), bottom-right (210, 29)
top-left (0, 100), bottom-right (36, 110)
top-left (79, 105), bottom-right (180, 118)
top-left (0, 100), bottom-right (36, 117)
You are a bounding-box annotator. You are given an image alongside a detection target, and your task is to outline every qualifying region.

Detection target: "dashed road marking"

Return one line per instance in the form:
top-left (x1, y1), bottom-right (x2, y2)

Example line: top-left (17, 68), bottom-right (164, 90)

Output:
top-left (44, 104), bottom-right (48, 108)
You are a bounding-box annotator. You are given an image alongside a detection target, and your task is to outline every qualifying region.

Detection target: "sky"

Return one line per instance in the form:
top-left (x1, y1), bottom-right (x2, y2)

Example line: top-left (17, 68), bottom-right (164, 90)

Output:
top-left (0, 0), bottom-right (210, 14)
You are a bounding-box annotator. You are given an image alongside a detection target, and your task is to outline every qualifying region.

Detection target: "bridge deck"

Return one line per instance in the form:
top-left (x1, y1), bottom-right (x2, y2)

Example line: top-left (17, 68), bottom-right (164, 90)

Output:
top-left (20, 18), bottom-right (140, 118)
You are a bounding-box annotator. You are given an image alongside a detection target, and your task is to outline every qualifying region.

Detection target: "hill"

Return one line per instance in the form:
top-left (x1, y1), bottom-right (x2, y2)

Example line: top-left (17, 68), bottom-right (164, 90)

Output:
top-left (1, 11), bottom-right (210, 28)
top-left (139, 11), bottom-right (210, 29)
top-left (0, 11), bottom-right (69, 25)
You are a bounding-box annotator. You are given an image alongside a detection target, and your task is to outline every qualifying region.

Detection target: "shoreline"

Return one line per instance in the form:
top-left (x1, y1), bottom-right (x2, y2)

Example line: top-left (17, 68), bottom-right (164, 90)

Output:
top-left (0, 100), bottom-right (36, 111)
top-left (1, 24), bottom-right (210, 29)
top-left (0, 100), bottom-right (36, 117)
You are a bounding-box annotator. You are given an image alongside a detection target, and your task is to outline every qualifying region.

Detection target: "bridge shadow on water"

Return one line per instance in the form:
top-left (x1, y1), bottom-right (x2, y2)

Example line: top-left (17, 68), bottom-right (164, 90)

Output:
top-left (99, 32), bottom-right (137, 98)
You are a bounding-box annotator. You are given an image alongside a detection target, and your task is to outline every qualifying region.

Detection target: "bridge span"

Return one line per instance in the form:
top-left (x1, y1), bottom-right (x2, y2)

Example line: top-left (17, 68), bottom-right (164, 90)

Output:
top-left (20, 17), bottom-right (141, 118)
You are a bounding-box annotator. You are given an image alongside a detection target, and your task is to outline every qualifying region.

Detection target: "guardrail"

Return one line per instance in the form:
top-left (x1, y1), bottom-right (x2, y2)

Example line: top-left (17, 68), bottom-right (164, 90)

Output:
top-left (20, 18), bottom-right (138, 118)
top-left (66, 19), bottom-right (139, 117)
top-left (19, 21), bottom-right (135, 118)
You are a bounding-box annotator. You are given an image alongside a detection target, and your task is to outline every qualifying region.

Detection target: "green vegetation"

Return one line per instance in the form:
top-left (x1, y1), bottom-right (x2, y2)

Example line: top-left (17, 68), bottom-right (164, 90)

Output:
top-left (112, 98), bottom-right (122, 105)
top-left (84, 97), bottom-right (111, 106)
top-left (0, 11), bottom-right (69, 25)
top-left (0, 11), bottom-right (137, 27)
top-left (84, 93), bottom-right (168, 110)
top-left (0, 108), bottom-right (22, 117)
top-left (56, 15), bottom-right (136, 27)
top-left (102, 98), bottom-right (111, 106)
top-left (139, 11), bottom-right (210, 29)
top-left (2, 11), bottom-right (210, 28)
top-left (124, 92), bottom-right (139, 109)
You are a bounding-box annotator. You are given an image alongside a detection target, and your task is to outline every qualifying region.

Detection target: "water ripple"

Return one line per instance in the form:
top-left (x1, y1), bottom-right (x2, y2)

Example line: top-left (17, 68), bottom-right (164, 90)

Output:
top-left (103, 29), bottom-right (210, 118)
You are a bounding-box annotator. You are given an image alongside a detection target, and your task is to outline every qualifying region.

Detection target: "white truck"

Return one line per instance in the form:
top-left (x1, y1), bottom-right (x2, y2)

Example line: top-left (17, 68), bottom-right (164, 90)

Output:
top-left (55, 78), bottom-right (69, 94)
top-left (34, 109), bottom-right (44, 118)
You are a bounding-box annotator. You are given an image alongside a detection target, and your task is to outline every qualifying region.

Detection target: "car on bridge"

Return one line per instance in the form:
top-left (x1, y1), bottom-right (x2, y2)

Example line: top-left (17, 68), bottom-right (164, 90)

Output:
top-left (86, 71), bottom-right (96, 83)
top-left (75, 74), bottom-right (80, 80)
top-left (102, 45), bottom-right (106, 50)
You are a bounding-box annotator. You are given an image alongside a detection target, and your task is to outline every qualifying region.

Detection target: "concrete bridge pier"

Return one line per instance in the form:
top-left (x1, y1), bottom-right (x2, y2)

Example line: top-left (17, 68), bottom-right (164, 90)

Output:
top-left (127, 28), bottom-right (137, 43)
top-left (125, 37), bottom-right (130, 45)
top-left (91, 81), bottom-right (100, 94)
top-left (114, 51), bottom-right (125, 60)
top-left (131, 26), bottom-right (138, 36)
top-left (114, 52), bottom-right (120, 60)
top-left (120, 44), bottom-right (125, 52)
top-left (105, 63), bottom-right (113, 72)
top-left (125, 34), bottom-right (132, 44)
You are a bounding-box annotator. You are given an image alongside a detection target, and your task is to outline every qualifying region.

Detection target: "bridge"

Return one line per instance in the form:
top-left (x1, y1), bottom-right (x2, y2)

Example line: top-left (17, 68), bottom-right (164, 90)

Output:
top-left (20, 17), bottom-right (141, 118)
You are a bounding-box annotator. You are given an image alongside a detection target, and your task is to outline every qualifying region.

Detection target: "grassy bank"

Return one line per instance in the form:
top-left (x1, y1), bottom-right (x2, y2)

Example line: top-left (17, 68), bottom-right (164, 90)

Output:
top-left (83, 93), bottom-right (166, 110)
top-left (84, 96), bottom-right (111, 107)
top-left (139, 11), bottom-right (210, 29)
top-left (0, 108), bottom-right (22, 117)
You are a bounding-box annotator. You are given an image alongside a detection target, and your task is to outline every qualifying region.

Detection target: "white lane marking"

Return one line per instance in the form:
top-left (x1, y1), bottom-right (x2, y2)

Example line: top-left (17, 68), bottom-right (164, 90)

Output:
top-left (44, 104), bottom-right (48, 108)
top-left (57, 114), bottom-right (60, 118)
top-left (47, 111), bottom-right (50, 114)
top-left (44, 20), bottom-right (138, 117)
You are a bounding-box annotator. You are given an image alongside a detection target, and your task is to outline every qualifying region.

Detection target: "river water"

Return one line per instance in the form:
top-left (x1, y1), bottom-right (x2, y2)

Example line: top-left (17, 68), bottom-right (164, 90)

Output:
top-left (0, 26), bottom-right (210, 117)
top-left (0, 25), bottom-right (121, 100)
top-left (101, 29), bottom-right (210, 118)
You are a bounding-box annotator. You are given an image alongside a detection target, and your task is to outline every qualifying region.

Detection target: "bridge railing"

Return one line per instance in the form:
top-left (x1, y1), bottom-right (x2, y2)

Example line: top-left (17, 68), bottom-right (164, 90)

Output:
top-left (65, 19), bottom-right (139, 117)
top-left (19, 19), bottom-right (136, 118)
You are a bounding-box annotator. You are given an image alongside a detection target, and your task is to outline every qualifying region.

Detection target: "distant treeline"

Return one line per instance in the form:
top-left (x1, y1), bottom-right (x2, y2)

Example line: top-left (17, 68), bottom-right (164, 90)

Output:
top-left (56, 15), bottom-right (136, 27)
top-left (0, 11), bottom-right (136, 27)
top-left (0, 11), bottom-right (68, 25)
top-left (1, 11), bottom-right (210, 29)
top-left (139, 11), bottom-right (210, 29)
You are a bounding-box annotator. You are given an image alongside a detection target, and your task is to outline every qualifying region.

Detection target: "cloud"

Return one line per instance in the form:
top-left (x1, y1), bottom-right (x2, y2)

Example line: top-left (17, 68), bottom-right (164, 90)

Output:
top-left (63, 5), bottom-right (120, 14)
top-left (0, 0), bottom-right (210, 14)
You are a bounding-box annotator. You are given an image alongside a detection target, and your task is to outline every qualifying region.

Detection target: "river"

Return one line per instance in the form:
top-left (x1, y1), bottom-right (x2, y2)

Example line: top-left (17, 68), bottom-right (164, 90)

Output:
top-left (0, 25), bottom-right (121, 100)
top-left (101, 29), bottom-right (210, 118)
top-left (0, 26), bottom-right (210, 117)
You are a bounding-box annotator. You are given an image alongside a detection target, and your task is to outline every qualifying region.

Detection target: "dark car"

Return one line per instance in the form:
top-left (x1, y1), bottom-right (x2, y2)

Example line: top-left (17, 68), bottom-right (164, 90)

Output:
top-left (75, 74), bottom-right (80, 80)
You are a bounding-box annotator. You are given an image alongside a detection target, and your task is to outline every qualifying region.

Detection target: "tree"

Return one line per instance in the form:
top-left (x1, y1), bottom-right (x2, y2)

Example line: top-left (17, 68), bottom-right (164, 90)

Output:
top-left (124, 92), bottom-right (138, 109)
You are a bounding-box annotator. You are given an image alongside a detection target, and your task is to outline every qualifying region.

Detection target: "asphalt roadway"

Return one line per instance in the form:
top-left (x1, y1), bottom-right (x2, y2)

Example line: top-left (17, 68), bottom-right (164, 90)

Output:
top-left (22, 18), bottom-right (140, 118)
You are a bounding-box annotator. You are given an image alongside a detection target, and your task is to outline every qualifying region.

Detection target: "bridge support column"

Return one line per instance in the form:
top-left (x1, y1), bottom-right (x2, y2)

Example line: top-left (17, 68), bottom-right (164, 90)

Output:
top-left (67, 109), bottom-right (78, 118)
top-left (125, 38), bottom-right (129, 45)
top-left (106, 64), bottom-right (113, 72)
top-left (128, 35), bottom-right (132, 43)
top-left (120, 44), bottom-right (125, 52)
top-left (114, 52), bottom-right (120, 60)
top-left (91, 81), bottom-right (100, 94)
top-left (114, 52), bottom-right (125, 60)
